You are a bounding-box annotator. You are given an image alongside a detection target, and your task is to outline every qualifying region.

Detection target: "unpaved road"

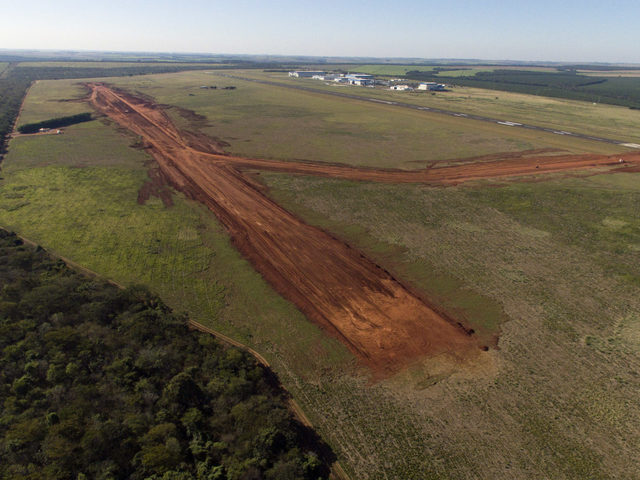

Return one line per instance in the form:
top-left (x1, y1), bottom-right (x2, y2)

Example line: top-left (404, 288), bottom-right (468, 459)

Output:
top-left (209, 149), bottom-right (640, 184)
top-left (87, 83), bottom-right (639, 375)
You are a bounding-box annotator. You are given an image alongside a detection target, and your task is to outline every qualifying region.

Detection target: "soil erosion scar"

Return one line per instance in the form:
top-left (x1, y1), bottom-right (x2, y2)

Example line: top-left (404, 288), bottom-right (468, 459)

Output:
top-left (87, 83), bottom-right (478, 376)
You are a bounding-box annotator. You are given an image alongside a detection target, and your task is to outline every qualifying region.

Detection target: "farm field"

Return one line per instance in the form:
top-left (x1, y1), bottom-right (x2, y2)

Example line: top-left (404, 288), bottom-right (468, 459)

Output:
top-left (110, 70), bottom-right (595, 168)
top-left (0, 62), bottom-right (8, 76)
top-left (2, 70), bottom-right (640, 479)
top-left (237, 69), bottom-right (640, 145)
top-left (334, 64), bottom-right (437, 75)
top-left (579, 69), bottom-right (640, 77)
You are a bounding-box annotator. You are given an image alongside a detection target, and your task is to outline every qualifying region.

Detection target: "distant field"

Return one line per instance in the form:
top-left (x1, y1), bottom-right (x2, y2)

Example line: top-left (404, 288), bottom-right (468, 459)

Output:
top-left (344, 64), bottom-right (436, 75)
top-left (229, 69), bottom-right (640, 146)
top-left (104, 70), bottom-right (625, 169)
top-left (408, 69), bottom-right (640, 108)
top-left (341, 64), bottom-right (559, 77)
top-left (15, 79), bottom-right (90, 125)
top-left (3, 72), bottom-right (640, 479)
top-left (17, 61), bottom-right (225, 69)
top-left (577, 69), bottom-right (640, 77)
top-left (0, 62), bottom-right (8, 76)
top-left (291, 64), bottom-right (640, 109)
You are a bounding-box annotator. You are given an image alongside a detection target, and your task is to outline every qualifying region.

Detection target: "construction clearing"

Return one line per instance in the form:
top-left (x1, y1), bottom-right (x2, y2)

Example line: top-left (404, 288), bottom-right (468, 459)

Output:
top-left (87, 82), bottom-right (639, 376)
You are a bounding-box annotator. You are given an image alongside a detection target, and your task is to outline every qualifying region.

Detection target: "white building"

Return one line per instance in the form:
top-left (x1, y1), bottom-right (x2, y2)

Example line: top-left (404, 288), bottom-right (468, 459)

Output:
top-left (418, 82), bottom-right (446, 91)
top-left (389, 85), bottom-right (412, 91)
top-left (289, 71), bottom-right (326, 78)
top-left (345, 73), bottom-right (375, 86)
top-left (312, 74), bottom-right (341, 81)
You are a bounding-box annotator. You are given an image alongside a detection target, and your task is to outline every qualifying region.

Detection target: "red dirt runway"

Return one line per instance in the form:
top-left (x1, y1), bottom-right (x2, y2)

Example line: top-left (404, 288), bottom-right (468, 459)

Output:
top-left (87, 84), bottom-right (639, 375)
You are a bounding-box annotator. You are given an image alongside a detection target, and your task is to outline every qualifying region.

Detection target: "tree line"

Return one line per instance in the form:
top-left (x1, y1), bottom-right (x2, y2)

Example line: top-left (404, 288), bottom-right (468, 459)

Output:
top-left (17, 113), bottom-right (93, 134)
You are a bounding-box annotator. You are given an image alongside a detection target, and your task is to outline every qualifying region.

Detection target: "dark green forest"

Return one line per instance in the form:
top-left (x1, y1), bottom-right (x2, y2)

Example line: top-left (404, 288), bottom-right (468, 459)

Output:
top-left (0, 230), bottom-right (332, 480)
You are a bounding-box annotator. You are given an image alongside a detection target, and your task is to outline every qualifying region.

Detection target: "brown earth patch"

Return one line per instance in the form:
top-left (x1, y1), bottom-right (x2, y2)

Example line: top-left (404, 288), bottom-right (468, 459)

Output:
top-left (138, 167), bottom-right (174, 207)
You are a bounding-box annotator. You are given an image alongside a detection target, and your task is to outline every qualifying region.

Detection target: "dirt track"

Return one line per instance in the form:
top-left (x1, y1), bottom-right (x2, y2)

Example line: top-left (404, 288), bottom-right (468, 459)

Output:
top-left (87, 84), bottom-right (639, 375)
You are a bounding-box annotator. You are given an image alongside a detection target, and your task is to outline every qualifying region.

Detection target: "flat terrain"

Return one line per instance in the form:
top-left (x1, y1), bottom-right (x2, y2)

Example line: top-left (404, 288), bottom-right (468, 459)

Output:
top-left (15, 80), bottom-right (91, 125)
top-left (236, 69), bottom-right (640, 145)
top-left (2, 71), bottom-right (640, 479)
top-left (333, 64), bottom-right (558, 76)
top-left (16, 61), bottom-right (225, 68)
top-left (104, 70), bottom-right (629, 169)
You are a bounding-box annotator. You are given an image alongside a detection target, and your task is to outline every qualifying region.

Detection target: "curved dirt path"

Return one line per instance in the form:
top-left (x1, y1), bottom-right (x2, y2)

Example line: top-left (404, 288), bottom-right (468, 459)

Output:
top-left (206, 149), bottom-right (640, 184)
top-left (87, 83), bottom-right (480, 376)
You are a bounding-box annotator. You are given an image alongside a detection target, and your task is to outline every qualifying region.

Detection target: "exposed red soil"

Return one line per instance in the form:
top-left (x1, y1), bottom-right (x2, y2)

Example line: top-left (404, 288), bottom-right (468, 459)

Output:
top-left (138, 167), bottom-right (174, 207)
top-left (215, 150), bottom-right (639, 185)
top-left (86, 83), bottom-right (640, 375)
top-left (406, 147), bottom-right (565, 167)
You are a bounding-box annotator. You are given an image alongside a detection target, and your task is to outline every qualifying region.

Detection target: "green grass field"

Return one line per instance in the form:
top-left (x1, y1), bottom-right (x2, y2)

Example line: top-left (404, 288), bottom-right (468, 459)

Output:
top-left (2, 73), bottom-right (640, 479)
top-left (0, 62), bottom-right (8, 77)
top-left (580, 69), bottom-right (640, 77)
top-left (14, 80), bottom-right (92, 126)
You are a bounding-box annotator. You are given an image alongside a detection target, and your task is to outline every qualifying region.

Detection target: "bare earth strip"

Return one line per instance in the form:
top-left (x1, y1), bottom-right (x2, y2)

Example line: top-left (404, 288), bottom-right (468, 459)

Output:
top-left (88, 84), bottom-right (478, 376)
top-left (87, 83), bottom-right (640, 376)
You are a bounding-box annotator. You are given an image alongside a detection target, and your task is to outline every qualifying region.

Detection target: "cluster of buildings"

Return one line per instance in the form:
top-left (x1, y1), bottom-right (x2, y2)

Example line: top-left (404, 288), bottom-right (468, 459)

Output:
top-left (288, 71), bottom-right (446, 91)
top-left (390, 82), bottom-right (447, 91)
top-left (289, 71), bottom-right (375, 86)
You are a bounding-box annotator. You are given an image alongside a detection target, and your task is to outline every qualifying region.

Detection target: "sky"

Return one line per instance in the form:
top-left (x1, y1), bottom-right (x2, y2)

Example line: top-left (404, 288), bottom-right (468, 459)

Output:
top-left (2, 0), bottom-right (639, 63)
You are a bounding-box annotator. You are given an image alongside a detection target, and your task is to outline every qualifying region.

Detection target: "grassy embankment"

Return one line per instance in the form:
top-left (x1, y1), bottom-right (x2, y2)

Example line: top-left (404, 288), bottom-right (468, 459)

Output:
top-left (3, 73), bottom-right (640, 479)
top-left (235, 69), bottom-right (640, 147)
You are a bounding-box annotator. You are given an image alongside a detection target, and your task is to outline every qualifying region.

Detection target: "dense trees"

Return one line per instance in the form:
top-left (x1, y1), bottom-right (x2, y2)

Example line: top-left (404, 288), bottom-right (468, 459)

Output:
top-left (0, 230), bottom-right (331, 480)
